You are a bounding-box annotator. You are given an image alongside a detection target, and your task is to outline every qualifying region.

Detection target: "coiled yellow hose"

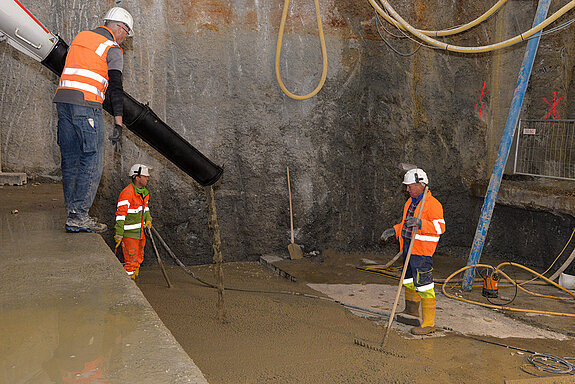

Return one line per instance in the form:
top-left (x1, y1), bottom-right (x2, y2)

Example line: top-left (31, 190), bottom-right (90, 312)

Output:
top-left (442, 262), bottom-right (575, 317)
top-left (274, 0), bottom-right (328, 100)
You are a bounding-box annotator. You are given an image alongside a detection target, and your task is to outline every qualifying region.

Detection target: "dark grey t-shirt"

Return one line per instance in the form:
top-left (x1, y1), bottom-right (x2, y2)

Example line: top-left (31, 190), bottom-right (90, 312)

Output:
top-left (53, 26), bottom-right (123, 108)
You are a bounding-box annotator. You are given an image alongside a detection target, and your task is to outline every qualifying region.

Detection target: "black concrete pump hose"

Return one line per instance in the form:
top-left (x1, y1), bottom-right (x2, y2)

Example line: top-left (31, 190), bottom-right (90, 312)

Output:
top-left (41, 38), bottom-right (223, 186)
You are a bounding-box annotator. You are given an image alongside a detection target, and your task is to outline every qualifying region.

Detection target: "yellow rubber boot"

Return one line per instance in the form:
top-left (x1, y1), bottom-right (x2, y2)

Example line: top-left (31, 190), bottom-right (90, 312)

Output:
top-left (411, 297), bottom-right (436, 335)
top-left (396, 287), bottom-right (421, 326)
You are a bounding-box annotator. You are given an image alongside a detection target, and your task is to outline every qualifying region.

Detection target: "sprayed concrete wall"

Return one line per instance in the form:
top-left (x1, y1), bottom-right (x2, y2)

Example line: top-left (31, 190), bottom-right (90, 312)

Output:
top-left (1, 0), bottom-right (574, 270)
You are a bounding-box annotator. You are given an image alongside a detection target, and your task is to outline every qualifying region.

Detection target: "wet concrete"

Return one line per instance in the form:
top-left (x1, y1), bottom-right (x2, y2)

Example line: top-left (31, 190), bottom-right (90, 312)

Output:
top-left (0, 183), bottom-right (207, 383)
top-left (139, 249), bottom-right (575, 383)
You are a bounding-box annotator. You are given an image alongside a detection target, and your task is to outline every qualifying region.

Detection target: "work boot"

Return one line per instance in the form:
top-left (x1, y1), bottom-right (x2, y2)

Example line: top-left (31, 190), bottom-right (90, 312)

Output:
top-left (66, 215), bottom-right (107, 233)
top-left (411, 297), bottom-right (436, 335)
top-left (396, 288), bottom-right (421, 326)
top-left (126, 270), bottom-right (136, 281)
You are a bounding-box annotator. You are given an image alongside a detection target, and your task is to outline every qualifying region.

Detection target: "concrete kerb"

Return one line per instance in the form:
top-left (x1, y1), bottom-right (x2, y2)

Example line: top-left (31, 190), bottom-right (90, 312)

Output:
top-left (0, 206), bottom-right (208, 384)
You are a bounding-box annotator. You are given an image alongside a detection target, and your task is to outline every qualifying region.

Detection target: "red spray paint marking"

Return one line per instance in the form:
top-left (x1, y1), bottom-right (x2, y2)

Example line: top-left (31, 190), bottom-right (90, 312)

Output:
top-left (543, 91), bottom-right (562, 125)
top-left (474, 81), bottom-right (488, 119)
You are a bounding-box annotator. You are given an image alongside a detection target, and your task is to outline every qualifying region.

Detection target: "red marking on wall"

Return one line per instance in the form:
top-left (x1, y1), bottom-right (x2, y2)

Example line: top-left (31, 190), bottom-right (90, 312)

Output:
top-left (543, 91), bottom-right (562, 124)
top-left (474, 81), bottom-right (489, 119)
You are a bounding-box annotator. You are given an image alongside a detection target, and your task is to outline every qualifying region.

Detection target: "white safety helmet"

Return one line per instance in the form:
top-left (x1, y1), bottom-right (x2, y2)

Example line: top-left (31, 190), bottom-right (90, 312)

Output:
top-left (403, 168), bottom-right (428, 185)
top-left (104, 7), bottom-right (134, 37)
top-left (129, 164), bottom-right (151, 178)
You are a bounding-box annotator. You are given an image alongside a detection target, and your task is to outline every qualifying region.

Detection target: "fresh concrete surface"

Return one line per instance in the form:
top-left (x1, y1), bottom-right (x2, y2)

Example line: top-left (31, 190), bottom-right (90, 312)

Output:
top-left (0, 183), bottom-right (208, 384)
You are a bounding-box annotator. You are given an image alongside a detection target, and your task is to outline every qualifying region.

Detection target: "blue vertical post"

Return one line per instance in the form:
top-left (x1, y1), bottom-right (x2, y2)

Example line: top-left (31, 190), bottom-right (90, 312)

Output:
top-left (462, 0), bottom-right (551, 291)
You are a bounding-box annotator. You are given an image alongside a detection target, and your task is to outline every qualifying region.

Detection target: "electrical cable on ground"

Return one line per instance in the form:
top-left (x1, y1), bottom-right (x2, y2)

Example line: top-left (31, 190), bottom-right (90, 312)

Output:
top-left (520, 354), bottom-right (575, 376)
top-left (442, 263), bottom-right (575, 318)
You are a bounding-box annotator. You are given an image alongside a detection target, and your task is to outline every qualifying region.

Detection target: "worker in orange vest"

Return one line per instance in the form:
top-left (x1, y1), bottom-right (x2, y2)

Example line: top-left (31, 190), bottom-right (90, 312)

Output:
top-left (380, 168), bottom-right (446, 335)
top-left (114, 164), bottom-right (152, 280)
top-left (53, 7), bottom-right (134, 233)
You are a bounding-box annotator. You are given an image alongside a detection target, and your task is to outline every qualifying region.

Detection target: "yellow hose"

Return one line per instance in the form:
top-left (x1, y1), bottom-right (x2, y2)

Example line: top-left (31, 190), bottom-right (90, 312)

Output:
top-left (371, 0), bottom-right (509, 37)
top-left (369, 0), bottom-right (575, 53)
top-left (442, 263), bottom-right (575, 318)
top-left (274, 0), bottom-right (328, 100)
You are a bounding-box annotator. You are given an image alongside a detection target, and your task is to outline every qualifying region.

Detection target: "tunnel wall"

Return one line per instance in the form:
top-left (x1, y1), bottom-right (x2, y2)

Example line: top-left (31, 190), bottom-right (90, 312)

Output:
top-left (1, 0), bottom-right (574, 268)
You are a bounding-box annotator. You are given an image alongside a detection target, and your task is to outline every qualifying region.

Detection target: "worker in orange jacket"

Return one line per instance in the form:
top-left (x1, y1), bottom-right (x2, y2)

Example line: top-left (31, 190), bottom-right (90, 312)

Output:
top-left (114, 164), bottom-right (152, 280)
top-left (380, 168), bottom-right (446, 335)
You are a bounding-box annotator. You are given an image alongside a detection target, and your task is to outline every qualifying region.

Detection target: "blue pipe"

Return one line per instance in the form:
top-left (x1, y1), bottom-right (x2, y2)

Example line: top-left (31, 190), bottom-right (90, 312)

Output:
top-left (462, 0), bottom-right (552, 291)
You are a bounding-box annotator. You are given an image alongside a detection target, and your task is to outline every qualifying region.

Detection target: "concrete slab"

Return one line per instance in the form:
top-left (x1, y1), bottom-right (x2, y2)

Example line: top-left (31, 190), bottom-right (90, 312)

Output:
top-left (0, 171), bottom-right (26, 185)
top-left (0, 183), bottom-right (208, 384)
top-left (263, 249), bottom-right (574, 341)
top-left (308, 283), bottom-right (568, 340)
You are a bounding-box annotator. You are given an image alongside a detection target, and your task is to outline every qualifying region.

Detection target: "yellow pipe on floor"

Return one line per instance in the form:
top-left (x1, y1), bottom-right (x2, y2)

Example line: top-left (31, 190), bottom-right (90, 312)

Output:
top-left (442, 263), bottom-right (575, 318)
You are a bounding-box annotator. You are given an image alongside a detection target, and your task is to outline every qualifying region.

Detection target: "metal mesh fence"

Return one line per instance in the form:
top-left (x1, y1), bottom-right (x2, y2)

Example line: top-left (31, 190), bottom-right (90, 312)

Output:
top-left (514, 119), bottom-right (575, 180)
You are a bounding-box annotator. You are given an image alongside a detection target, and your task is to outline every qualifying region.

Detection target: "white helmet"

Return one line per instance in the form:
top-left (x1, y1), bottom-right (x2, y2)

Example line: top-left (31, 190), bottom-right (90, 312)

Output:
top-left (403, 168), bottom-right (428, 185)
top-left (104, 7), bottom-right (134, 37)
top-left (129, 164), bottom-right (151, 178)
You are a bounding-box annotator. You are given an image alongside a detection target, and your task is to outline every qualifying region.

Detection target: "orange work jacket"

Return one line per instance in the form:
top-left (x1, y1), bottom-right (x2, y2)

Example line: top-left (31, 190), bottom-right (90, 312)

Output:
top-left (57, 27), bottom-right (121, 104)
top-left (393, 190), bottom-right (445, 257)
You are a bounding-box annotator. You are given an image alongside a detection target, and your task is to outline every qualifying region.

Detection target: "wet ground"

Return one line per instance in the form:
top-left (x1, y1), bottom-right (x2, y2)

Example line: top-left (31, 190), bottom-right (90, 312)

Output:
top-left (139, 248), bottom-right (575, 383)
top-left (0, 183), bottom-right (207, 383)
top-left (3, 182), bottom-right (574, 383)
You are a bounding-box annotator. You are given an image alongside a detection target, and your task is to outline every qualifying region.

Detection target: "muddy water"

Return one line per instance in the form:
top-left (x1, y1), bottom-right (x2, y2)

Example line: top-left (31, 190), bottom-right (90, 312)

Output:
top-left (139, 258), bottom-right (575, 383)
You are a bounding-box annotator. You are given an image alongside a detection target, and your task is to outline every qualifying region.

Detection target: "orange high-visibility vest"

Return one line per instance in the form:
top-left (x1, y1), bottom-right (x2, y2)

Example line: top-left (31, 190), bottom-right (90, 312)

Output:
top-left (393, 190), bottom-right (445, 257)
top-left (57, 27), bottom-right (121, 104)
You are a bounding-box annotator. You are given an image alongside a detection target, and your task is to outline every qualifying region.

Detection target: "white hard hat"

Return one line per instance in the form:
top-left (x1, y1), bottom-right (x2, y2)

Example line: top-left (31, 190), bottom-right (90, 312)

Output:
top-left (129, 164), bottom-right (151, 178)
top-left (104, 7), bottom-right (134, 37)
top-left (403, 168), bottom-right (428, 185)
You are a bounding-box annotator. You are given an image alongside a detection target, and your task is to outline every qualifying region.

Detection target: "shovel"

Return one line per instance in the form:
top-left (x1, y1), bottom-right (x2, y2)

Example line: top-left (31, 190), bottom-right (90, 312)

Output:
top-left (287, 167), bottom-right (303, 260)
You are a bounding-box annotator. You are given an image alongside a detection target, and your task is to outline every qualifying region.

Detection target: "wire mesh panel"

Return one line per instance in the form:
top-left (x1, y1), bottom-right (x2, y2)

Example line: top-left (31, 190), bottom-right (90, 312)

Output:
top-left (514, 119), bottom-right (575, 180)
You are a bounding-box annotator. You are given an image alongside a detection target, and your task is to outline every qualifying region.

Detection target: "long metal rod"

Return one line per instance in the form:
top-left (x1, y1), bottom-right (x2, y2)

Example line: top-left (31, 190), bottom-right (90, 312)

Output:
top-left (147, 226), bottom-right (172, 288)
top-left (381, 186), bottom-right (429, 347)
top-left (462, 0), bottom-right (552, 291)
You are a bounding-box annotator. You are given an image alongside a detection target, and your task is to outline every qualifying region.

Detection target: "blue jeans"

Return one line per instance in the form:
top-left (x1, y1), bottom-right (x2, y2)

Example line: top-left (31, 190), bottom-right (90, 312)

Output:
top-left (56, 103), bottom-right (104, 219)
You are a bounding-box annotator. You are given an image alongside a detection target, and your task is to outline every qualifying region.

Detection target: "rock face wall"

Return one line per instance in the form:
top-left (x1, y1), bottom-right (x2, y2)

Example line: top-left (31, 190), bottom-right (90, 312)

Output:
top-left (1, 0), bottom-right (574, 267)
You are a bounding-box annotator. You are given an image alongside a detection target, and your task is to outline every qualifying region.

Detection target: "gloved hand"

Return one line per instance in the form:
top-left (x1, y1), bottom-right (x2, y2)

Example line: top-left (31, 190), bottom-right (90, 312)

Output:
top-left (144, 221), bottom-right (152, 229)
top-left (114, 234), bottom-right (123, 248)
top-left (380, 228), bottom-right (396, 242)
top-left (405, 216), bottom-right (422, 228)
top-left (108, 124), bottom-right (123, 153)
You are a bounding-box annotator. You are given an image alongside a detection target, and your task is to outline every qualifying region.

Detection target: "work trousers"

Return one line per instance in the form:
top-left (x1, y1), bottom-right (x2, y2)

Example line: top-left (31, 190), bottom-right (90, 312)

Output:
top-left (56, 102), bottom-right (105, 219)
top-left (121, 236), bottom-right (146, 273)
top-left (402, 236), bottom-right (435, 296)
